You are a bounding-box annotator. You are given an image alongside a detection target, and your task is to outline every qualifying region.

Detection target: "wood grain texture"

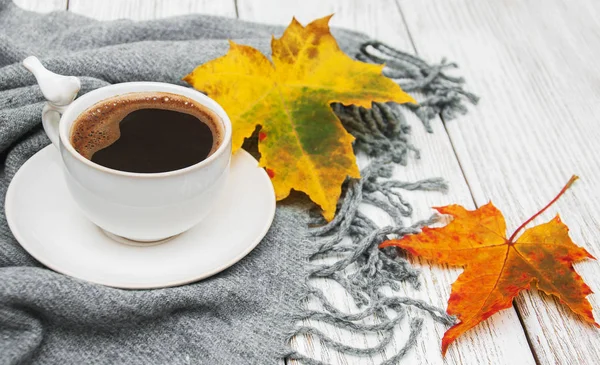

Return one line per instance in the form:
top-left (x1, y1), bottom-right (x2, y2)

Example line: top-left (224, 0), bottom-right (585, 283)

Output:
top-left (21, 0), bottom-right (590, 363)
top-left (398, 0), bottom-right (600, 363)
top-left (68, 0), bottom-right (236, 20)
top-left (238, 1), bottom-right (535, 364)
top-left (12, 0), bottom-right (66, 12)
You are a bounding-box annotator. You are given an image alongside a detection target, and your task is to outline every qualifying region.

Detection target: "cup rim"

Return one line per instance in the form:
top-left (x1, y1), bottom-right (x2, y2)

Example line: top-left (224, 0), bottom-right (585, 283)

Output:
top-left (58, 82), bottom-right (232, 179)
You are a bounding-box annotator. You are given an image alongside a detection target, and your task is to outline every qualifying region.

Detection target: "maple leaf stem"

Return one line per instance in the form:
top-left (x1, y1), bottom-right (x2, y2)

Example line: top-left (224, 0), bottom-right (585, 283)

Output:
top-left (507, 175), bottom-right (579, 243)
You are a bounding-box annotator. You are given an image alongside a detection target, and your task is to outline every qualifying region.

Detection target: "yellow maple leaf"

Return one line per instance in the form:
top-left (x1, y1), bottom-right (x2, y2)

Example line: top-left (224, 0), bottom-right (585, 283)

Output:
top-left (184, 15), bottom-right (415, 220)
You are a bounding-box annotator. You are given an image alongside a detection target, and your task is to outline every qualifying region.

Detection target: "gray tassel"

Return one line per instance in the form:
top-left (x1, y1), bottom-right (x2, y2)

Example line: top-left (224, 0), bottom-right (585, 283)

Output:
top-left (358, 41), bottom-right (479, 132)
top-left (285, 42), bottom-right (474, 364)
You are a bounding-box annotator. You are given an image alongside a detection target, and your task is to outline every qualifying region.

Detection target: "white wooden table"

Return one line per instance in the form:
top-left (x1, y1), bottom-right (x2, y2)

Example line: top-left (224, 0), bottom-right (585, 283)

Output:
top-left (14, 0), bottom-right (600, 364)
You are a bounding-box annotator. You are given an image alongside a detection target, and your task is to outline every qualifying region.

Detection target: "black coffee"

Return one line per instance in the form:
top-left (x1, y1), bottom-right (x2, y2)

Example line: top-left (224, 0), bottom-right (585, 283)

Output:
top-left (70, 92), bottom-right (222, 173)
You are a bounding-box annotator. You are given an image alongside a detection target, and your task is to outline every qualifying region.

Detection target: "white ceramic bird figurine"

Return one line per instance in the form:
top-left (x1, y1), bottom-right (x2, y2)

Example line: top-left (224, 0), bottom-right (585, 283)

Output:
top-left (23, 56), bottom-right (80, 106)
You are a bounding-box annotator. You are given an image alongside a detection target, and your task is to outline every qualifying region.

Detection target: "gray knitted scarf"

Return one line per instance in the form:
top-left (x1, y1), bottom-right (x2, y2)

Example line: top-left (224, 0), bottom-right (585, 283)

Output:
top-left (0, 1), bottom-right (477, 364)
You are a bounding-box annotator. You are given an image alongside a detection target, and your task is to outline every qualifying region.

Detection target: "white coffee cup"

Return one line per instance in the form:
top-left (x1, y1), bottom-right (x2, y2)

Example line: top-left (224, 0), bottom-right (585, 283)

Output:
top-left (23, 56), bottom-right (232, 242)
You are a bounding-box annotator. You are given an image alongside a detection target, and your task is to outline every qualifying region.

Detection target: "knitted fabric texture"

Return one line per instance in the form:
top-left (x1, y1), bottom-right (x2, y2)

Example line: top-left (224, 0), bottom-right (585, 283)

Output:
top-left (0, 1), bottom-right (476, 364)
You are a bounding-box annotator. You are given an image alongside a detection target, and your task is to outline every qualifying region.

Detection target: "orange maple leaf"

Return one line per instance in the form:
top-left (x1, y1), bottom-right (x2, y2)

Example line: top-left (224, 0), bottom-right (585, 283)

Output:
top-left (380, 175), bottom-right (598, 355)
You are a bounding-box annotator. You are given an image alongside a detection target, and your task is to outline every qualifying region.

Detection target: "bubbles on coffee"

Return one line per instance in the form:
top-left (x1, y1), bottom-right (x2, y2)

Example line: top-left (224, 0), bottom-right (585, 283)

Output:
top-left (70, 92), bottom-right (223, 173)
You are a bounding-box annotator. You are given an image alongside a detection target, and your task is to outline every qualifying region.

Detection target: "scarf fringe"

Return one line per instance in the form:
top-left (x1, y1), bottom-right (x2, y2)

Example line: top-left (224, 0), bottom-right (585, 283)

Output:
top-left (358, 41), bottom-right (479, 132)
top-left (285, 161), bottom-right (454, 364)
top-left (284, 42), bottom-right (476, 364)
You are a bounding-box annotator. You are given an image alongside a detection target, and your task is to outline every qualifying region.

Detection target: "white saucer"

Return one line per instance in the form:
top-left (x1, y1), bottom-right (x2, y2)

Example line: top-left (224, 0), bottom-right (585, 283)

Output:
top-left (5, 146), bottom-right (275, 289)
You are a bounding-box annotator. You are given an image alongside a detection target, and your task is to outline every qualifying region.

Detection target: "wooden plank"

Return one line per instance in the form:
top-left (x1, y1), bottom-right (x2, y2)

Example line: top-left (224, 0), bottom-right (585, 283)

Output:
top-left (398, 0), bottom-right (600, 363)
top-left (12, 0), bottom-right (66, 12)
top-left (68, 0), bottom-right (236, 20)
top-left (238, 1), bottom-right (535, 364)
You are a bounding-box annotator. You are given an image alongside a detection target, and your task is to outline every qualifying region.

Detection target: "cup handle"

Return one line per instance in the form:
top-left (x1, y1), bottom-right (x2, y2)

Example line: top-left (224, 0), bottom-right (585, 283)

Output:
top-left (22, 56), bottom-right (81, 149)
top-left (42, 103), bottom-right (67, 148)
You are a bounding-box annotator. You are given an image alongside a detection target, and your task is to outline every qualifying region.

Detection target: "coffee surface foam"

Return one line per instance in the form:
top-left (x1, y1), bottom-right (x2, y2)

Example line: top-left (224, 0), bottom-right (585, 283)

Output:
top-left (70, 92), bottom-right (223, 160)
